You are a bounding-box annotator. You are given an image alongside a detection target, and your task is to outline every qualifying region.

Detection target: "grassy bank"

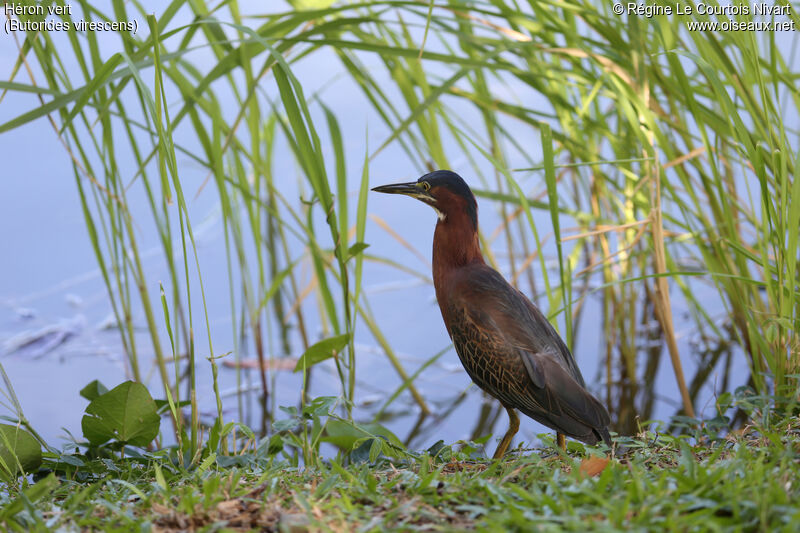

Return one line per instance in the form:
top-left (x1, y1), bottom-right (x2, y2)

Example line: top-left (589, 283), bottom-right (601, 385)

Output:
top-left (3, 416), bottom-right (799, 531)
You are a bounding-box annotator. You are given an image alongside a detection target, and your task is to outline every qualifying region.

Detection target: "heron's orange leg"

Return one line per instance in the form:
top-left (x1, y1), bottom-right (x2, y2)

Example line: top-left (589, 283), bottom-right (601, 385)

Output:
top-left (557, 432), bottom-right (566, 451)
top-left (493, 407), bottom-right (520, 459)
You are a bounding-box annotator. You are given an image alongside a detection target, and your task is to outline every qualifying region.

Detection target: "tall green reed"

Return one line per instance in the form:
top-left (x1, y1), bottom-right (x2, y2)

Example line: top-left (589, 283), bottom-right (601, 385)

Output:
top-left (312, 0), bottom-right (798, 418)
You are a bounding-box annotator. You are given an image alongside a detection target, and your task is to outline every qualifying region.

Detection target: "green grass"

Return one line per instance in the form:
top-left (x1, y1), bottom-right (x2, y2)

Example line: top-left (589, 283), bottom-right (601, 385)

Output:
top-left (2, 416), bottom-right (799, 531)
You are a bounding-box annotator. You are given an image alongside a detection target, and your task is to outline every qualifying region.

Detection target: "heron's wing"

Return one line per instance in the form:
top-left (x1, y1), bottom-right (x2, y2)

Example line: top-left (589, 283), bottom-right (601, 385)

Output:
top-left (449, 264), bottom-right (610, 441)
top-left (454, 264), bottom-right (581, 379)
top-left (522, 350), bottom-right (611, 430)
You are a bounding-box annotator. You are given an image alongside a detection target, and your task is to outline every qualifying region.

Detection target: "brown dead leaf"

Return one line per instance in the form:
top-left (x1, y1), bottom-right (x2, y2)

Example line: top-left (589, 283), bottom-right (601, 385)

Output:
top-left (150, 503), bottom-right (172, 515)
top-left (216, 499), bottom-right (242, 516)
top-left (222, 357), bottom-right (298, 371)
top-left (579, 456), bottom-right (610, 477)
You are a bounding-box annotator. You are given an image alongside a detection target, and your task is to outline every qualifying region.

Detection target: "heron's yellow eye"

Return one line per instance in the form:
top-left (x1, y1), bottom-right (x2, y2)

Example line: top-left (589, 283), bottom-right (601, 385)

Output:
top-left (420, 181), bottom-right (431, 192)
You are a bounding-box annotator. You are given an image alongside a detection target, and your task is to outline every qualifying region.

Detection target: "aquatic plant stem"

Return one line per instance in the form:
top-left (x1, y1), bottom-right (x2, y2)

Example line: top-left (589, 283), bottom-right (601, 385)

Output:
top-left (650, 156), bottom-right (695, 418)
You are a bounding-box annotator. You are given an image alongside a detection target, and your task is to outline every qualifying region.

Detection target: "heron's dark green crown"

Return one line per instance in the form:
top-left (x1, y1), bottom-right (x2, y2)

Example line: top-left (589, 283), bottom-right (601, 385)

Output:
top-left (419, 170), bottom-right (478, 229)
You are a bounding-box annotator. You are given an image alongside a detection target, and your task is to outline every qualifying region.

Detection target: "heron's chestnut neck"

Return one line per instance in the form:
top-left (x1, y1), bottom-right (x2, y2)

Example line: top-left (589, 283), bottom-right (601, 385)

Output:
top-left (431, 194), bottom-right (483, 302)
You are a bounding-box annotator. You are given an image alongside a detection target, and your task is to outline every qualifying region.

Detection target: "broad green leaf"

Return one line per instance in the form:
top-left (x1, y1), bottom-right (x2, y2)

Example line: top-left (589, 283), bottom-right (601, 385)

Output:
top-left (81, 381), bottom-right (160, 447)
top-left (368, 437), bottom-right (383, 463)
top-left (369, 437), bottom-right (383, 463)
top-left (323, 419), bottom-right (403, 452)
top-left (293, 334), bottom-right (351, 372)
top-left (54, 454), bottom-right (84, 467)
top-left (272, 417), bottom-right (301, 432)
top-left (264, 433), bottom-right (284, 456)
top-left (0, 424), bottom-right (42, 477)
top-left (80, 380), bottom-right (109, 402)
top-left (302, 396), bottom-right (338, 418)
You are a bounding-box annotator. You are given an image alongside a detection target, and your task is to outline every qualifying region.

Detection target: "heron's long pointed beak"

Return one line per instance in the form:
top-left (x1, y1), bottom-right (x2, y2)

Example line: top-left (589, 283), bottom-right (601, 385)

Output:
top-left (371, 181), bottom-right (435, 203)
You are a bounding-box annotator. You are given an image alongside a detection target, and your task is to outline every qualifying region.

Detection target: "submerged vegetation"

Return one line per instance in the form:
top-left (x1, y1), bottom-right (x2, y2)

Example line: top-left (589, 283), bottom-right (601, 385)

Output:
top-left (0, 0), bottom-right (798, 528)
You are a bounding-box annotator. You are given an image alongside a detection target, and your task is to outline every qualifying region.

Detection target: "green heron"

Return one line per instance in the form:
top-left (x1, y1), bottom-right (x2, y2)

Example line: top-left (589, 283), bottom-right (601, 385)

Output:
top-left (373, 170), bottom-right (611, 458)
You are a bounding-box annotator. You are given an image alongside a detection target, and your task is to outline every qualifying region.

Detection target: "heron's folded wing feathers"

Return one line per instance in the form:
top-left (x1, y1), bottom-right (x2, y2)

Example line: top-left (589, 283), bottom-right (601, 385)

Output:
top-left (450, 265), bottom-right (611, 439)
top-left (521, 351), bottom-right (611, 429)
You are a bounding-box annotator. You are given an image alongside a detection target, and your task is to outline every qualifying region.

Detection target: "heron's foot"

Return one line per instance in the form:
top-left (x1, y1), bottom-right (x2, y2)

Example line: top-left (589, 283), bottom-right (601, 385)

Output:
top-left (492, 407), bottom-right (520, 459)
